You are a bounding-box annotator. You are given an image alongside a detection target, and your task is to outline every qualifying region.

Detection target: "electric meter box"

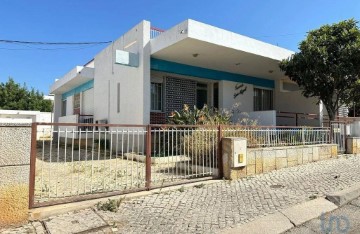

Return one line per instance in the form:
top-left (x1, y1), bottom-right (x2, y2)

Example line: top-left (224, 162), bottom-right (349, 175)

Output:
top-left (231, 137), bottom-right (247, 167)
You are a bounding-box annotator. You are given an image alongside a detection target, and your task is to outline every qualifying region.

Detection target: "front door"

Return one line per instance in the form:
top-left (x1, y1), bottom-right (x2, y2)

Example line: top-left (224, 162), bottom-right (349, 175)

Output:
top-left (196, 83), bottom-right (208, 109)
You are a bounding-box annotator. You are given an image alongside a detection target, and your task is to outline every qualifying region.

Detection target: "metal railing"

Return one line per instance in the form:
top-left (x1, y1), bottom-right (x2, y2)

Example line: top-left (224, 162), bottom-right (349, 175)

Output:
top-left (30, 123), bottom-right (147, 207)
top-left (223, 125), bottom-right (331, 148)
top-left (150, 125), bottom-right (219, 187)
top-left (30, 123), bottom-right (331, 208)
top-left (150, 27), bottom-right (164, 39)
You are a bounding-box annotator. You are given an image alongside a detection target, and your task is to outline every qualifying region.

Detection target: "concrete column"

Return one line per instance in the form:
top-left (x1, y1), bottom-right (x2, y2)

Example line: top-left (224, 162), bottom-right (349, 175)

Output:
top-left (346, 137), bottom-right (360, 155)
top-left (222, 137), bottom-right (247, 180)
top-left (0, 123), bottom-right (31, 228)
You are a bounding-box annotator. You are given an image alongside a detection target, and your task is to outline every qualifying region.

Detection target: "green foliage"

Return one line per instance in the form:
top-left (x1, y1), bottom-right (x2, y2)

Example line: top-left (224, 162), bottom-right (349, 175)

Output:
top-left (96, 198), bottom-right (123, 212)
top-left (182, 130), bottom-right (218, 166)
top-left (279, 19), bottom-right (360, 120)
top-left (0, 77), bottom-right (52, 112)
top-left (194, 183), bottom-right (205, 189)
top-left (168, 104), bottom-right (231, 125)
top-left (178, 186), bottom-right (185, 192)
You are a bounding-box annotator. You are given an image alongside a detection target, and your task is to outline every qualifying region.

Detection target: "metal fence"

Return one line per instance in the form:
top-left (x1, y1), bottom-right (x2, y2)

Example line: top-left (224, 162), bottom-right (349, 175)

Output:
top-left (150, 27), bottom-right (164, 39)
top-left (30, 123), bottom-right (331, 208)
top-left (150, 125), bottom-right (219, 187)
top-left (30, 123), bottom-right (148, 207)
top-left (330, 121), bottom-right (348, 154)
top-left (223, 125), bottom-right (331, 148)
top-left (29, 123), bottom-right (220, 208)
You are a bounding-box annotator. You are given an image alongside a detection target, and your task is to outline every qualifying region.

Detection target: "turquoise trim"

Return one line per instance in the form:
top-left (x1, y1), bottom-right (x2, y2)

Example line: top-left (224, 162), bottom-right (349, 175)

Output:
top-left (62, 80), bottom-right (94, 100)
top-left (151, 58), bottom-right (274, 88)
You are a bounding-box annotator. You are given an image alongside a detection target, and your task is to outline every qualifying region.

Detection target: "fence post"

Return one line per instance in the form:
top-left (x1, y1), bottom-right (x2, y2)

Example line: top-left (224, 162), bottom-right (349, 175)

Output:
top-left (217, 125), bottom-right (223, 178)
top-left (301, 127), bottom-right (305, 145)
top-left (330, 122), bottom-right (333, 143)
top-left (29, 122), bottom-right (37, 209)
top-left (145, 125), bottom-right (152, 190)
top-left (344, 121), bottom-right (348, 153)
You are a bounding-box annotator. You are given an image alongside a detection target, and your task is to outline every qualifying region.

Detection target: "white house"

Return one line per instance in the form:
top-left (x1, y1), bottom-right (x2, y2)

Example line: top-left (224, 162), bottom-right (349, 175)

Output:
top-left (50, 19), bottom-right (324, 127)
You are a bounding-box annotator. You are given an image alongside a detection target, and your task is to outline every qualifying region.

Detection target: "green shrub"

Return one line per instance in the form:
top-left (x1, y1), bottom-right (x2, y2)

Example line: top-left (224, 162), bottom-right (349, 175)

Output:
top-left (182, 129), bottom-right (218, 166)
top-left (168, 104), bottom-right (231, 125)
top-left (96, 198), bottom-right (123, 212)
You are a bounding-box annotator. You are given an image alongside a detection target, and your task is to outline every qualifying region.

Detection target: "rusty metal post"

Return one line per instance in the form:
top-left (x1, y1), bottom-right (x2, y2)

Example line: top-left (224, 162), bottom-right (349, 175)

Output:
top-left (145, 125), bottom-right (152, 190)
top-left (344, 121), bottom-right (348, 153)
top-left (29, 122), bottom-right (37, 209)
top-left (217, 125), bottom-right (223, 178)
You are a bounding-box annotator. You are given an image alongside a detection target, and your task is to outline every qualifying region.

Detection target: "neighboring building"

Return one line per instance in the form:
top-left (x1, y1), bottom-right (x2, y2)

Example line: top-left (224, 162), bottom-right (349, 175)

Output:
top-left (0, 110), bottom-right (53, 139)
top-left (50, 19), bottom-right (324, 127)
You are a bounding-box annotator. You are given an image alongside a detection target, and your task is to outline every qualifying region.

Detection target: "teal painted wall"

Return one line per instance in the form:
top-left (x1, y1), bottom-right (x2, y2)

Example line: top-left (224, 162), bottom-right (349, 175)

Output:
top-left (62, 80), bottom-right (94, 100)
top-left (150, 58), bottom-right (275, 88)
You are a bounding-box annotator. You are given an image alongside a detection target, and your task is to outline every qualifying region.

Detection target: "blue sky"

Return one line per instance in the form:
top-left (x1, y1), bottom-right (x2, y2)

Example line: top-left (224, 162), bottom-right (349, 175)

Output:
top-left (0, 0), bottom-right (359, 94)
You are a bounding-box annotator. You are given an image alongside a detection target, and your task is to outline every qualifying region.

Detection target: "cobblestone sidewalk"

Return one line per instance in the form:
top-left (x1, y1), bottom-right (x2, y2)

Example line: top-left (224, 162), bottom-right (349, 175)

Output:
top-left (2, 155), bottom-right (360, 234)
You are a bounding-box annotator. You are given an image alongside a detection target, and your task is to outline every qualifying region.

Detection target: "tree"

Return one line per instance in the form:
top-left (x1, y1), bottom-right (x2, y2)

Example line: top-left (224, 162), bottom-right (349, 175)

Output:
top-left (279, 19), bottom-right (360, 121)
top-left (0, 77), bottom-right (52, 112)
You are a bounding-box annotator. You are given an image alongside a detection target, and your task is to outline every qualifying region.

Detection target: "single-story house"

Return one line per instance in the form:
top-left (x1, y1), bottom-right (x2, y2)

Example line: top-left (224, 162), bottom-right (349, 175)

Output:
top-left (50, 19), bottom-right (326, 127)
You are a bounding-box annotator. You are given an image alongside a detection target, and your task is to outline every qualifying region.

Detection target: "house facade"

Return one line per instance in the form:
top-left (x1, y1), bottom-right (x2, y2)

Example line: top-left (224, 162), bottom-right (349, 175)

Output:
top-left (50, 19), bottom-right (324, 127)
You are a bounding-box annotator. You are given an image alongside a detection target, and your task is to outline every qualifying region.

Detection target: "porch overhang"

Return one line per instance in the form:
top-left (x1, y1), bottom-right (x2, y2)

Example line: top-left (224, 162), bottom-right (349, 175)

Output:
top-left (151, 19), bottom-right (294, 82)
top-left (50, 66), bottom-right (94, 95)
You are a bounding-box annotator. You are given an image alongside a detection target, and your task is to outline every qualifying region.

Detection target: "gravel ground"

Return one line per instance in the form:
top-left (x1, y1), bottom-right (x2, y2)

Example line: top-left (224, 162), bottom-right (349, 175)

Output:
top-left (34, 146), bottom-right (198, 204)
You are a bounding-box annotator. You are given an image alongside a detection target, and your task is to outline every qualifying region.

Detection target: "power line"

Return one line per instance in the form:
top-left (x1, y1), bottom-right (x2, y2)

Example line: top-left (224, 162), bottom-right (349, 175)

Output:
top-left (0, 39), bottom-right (112, 45)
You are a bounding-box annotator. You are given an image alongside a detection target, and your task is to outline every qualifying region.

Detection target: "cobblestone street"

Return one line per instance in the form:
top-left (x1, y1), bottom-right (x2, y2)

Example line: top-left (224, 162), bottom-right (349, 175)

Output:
top-left (3, 155), bottom-right (360, 234)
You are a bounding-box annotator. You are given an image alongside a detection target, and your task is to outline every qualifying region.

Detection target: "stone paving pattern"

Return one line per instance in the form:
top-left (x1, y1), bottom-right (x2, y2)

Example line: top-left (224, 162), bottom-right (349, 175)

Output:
top-left (2, 155), bottom-right (360, 233)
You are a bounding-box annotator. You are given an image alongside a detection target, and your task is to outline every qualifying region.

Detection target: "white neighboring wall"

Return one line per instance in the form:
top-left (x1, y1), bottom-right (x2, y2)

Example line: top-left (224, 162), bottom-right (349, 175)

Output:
top-left (0, 110), bottom-right (53, 139)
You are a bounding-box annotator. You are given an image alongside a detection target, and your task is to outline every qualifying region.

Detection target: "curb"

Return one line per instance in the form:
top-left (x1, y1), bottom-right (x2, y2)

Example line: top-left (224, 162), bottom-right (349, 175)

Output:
top-left (222, 198), bottom-right (338, 234)
top-left (224, 182), bottom-right (360, 234)
top-left (326, 182), bottom-right (360, 206)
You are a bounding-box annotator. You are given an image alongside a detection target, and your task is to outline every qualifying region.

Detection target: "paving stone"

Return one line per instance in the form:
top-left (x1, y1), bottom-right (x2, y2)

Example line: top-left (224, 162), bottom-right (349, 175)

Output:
top-left (43, 209), bottom-right (107, 234)
top-left (3, 155), bottom-right (360, 234)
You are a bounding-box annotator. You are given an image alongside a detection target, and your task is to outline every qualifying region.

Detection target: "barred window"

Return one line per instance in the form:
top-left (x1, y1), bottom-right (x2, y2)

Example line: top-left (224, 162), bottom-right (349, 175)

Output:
top-left (151, 82), bottom-right (163, 111)
top-left (254, 88), bottom-right (273, 111)
top-left (73, 93), bottom-right (81, 109)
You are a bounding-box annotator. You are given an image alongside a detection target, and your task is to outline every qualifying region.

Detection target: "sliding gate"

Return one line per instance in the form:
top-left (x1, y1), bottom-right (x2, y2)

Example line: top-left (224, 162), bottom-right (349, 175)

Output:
top-left (29, 123), bottom-right (221, 208)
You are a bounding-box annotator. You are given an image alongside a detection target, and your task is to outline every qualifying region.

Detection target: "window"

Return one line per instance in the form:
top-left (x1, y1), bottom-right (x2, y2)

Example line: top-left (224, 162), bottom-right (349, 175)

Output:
top-left (117, 83), bottom-right (120, 113)
top-left (151, 82), bottom-right (163, 111)
top-left (254, 88), bottom-right (273, 111)
top-left (213, 83), bottom-right (219, 109)
top-left (73, 93), bottom-right (80, 109)
top-left (61, 99), bottom-right (67, 116)
top-left (73, 93), bottom-right (81, 114)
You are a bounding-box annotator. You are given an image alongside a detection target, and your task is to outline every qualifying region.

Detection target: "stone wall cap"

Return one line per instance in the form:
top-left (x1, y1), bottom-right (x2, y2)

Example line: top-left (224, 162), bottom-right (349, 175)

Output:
top-left (0, 122), bottom-right (32, 127)
top-left (247, 144), bottom-right (337, 151)
top-left (223, 137), bottom-right (247, 140)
